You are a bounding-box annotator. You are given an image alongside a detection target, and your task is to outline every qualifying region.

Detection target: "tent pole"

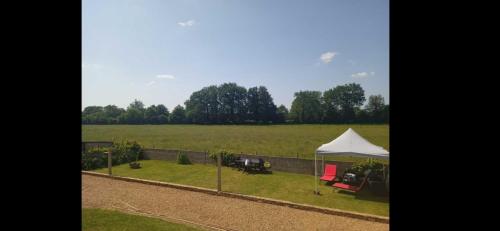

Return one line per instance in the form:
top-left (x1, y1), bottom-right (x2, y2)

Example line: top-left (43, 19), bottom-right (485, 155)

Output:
top-left (322, 155), bottom-right (324, 175)
top-left (315, 152), bottom-right (318, 194)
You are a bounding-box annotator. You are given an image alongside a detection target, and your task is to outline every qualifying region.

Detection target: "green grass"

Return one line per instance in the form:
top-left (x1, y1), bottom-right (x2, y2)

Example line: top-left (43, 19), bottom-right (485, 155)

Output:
top-left (82, 208), bottom-right (201, 231)
top-left (94, 160), bottom-right (389, 216)
top-left (82, 124), bottom-right (388, 160)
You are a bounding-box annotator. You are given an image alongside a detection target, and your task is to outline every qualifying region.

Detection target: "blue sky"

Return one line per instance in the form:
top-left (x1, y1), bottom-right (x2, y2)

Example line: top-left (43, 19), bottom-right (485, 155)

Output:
top-left (82, 0), bottom-right (389, 111)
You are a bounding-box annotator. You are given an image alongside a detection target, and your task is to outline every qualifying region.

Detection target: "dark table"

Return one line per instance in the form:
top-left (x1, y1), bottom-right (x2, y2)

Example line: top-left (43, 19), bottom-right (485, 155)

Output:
top-left (234, 158), bottom-right (264, 172)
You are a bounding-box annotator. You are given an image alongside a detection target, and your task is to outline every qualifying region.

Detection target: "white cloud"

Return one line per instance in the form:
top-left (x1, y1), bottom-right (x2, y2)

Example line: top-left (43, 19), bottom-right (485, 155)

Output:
top-left (146, 81), bottom-right (156, 86)
top-left (320, 51), bottom-right (337, 64)
top-left (178, 19), bottom-right (196, 27)
top-left (351, 71), bottom-right (375, 78)
top-left (156, 74), bottom-right (175, 79)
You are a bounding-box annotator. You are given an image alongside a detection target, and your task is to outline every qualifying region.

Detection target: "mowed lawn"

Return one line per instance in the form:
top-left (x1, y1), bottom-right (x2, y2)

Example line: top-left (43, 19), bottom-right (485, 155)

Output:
top-left (83, 208), bottom-right (201, 231)
top-left (83, 124), bottom-right (388, 159)
top-left (94, 160), bottom-right (389, 216)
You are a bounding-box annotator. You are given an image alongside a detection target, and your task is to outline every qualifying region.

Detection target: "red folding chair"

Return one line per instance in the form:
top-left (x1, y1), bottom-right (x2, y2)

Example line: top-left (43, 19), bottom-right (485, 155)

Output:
top-left (320, 164), bottom-right (337, 182)
top-left (332, 169), bottom-right (371, 193)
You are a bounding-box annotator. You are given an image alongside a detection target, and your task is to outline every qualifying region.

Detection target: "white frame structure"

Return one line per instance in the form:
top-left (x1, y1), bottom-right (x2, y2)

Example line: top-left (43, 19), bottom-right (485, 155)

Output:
top-left (314, 128), bottom-right (389, 194)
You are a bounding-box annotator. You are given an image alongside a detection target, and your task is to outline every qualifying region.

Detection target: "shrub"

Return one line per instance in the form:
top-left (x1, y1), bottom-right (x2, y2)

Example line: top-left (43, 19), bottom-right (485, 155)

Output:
top-left (81, 147), bottom-right (108, 170)
top-left (81, 141), bottom-right (144, 170)
top-left (109, 140), bottom-right (144, 165)
top-left (177, 152), bottom-right (191, 165)
top-left (346, 159), bottom-right (385, 178)
top-left (208, 150), bottom-right (236, 166)
top-left (129, 162), bottom-right (141, 169)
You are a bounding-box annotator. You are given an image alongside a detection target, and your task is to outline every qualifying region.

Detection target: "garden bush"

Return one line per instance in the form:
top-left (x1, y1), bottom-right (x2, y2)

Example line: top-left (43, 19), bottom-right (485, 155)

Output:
top-left (81, 147), bottom-right (108, 170)
top-left (208, 150), bottom-right (236, 166)
top-left (345, 159), bottom-right (385, 178)
top-left (177, 152), bottom-right (191, 165)
top-left (81, 141), bottom-right (144, 170)
top-left (109, 140), bottom-right (144, 165)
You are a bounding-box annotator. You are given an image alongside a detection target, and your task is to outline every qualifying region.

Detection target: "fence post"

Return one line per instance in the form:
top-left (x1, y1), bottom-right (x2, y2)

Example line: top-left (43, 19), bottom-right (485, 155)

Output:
top-left (107, 151), bottom-right (112, 176)
top-left (217, 152), bottom-right (222, 193)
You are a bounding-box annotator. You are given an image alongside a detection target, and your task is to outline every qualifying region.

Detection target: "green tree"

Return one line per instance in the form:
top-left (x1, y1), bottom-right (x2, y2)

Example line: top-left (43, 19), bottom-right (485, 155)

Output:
top-left (156, 104), bottom-right (170, 124)
top-left (185, 89), bottom-right (209, 123)
top-left (156, 104), bottom-right (169, 116)
top-left (246, 86), bottom-right (277, 122)
top-left (246, 87), bottom-right (260, 121)
top-left (185, 85), bottom-right (219, 124)
top-left (258, 86), bottom-right (277, 122)
top-left (145, 105), bottom-right (159, 124)
top-left (322, 90), bottom-right (340, 123)
top-left (365, 95), bottom-right (385, 123)
top-left (289, 91), bottom-right (322, 123)
top-left (103, 105), bottom-right (124, 118)
top-left (276, 104), bottom-right (289, 123)
top-left (218, 83), bottom-right (247, 123)
top-left (82, 106), bottom-right (103, 116)
top-left (82, 106), bottom-right (111, 124)
top-left (325, 83), bottom-right (365, 123)
top-left (355, 108), bottom-right (370, 123)
top-left (120, 108), bottom-right (144, 124)
top-left (128, 99), bottom-right (145, 112)
top-left (158, 114), bottom-right (169, 124)
top-left (205, 86), bottom-right (219, 123)
top-left (170, 105), bottom-right (186, 123)
top-left (381, 104), bottom-right (389, 123)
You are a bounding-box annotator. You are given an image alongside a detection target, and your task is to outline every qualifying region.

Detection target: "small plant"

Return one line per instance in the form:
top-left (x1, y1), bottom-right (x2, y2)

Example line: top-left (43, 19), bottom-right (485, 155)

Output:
top-left (177, 152), bottom-right (191, 165)
top-left (129, 162), bottom-right (141, 169)
top-left (208, 150), bottom-right (236, 166)
top-left (129, 148), bottom-right (142, 169)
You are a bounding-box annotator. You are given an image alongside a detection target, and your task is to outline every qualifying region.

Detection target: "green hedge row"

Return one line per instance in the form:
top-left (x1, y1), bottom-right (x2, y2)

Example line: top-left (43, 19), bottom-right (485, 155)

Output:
top-left (81, 141), bottom-right (144, 170)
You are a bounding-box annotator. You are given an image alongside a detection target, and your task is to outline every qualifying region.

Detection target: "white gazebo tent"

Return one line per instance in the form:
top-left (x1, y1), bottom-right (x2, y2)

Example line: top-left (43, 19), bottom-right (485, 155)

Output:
top-left (314, 128), bottom-right (389, 194)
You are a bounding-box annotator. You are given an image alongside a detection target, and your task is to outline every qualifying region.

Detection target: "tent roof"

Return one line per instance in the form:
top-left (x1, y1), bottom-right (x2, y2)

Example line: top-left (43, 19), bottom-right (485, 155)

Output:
top-left (315, 128), bottom-right (389, 159)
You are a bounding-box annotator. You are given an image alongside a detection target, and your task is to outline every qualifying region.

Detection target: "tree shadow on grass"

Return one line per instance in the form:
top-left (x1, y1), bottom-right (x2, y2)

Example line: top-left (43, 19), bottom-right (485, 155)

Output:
top-left (229, 166), bottom-right (273, 175)
top-left (243, 169), bottom-right (273, 175)
top-left (336, 189), bottom-right (390, 203)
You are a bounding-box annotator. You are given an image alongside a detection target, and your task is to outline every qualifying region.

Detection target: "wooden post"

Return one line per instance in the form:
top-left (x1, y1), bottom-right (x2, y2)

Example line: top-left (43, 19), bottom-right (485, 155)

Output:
top-left (217, 152), bottom-right (222, 193)
top-left (107, 151), bottom-right (112, 176)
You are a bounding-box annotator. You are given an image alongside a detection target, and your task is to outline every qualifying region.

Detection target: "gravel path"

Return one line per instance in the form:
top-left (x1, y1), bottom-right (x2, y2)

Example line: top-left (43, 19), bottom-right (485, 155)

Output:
top-left (83, 175), bottom-right (388, 231)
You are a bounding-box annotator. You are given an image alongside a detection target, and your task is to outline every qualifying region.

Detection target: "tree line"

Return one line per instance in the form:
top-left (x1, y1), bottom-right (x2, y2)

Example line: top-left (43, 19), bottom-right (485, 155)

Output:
top-left (82, 82), bottom-right (388, 124)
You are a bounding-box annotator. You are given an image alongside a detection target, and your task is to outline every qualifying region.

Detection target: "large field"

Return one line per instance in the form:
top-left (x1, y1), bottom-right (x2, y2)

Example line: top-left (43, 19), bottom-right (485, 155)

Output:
top-left (82, 124), bottom-right (388, 159)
